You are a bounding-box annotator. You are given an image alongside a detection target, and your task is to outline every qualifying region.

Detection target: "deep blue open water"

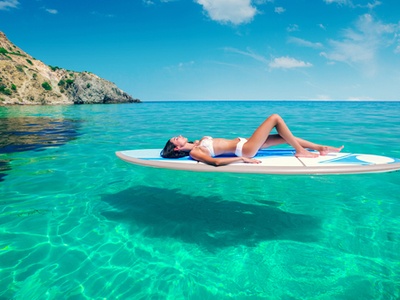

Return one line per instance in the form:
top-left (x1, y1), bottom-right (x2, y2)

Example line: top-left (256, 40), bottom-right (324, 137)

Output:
top-left (1, 101), bottom-right (399, 299)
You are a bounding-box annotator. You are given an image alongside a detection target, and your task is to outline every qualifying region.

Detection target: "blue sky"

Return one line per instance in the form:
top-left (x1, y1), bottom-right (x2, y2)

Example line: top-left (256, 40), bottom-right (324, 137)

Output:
top-left (1, 0), bottom-right (400, 101)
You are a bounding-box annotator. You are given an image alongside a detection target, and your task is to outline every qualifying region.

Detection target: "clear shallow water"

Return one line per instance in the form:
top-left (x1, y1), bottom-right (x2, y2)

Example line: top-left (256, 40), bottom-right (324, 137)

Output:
top-left (0, 101), bottom-right (399, 299)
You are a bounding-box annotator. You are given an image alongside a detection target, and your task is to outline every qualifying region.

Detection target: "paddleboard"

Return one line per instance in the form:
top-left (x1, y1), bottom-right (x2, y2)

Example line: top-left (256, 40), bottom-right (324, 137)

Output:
top-left (116, 149), bottom-right (400, 175)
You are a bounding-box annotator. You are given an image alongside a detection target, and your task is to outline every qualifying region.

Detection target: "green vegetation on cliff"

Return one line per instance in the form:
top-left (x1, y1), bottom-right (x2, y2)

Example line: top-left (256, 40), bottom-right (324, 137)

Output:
top-left (0, 31), bottom-right (140, 105)
top-left (0, 84), bottom-right (12, 95)
top-left (41, 82), bottom-right (52, 91)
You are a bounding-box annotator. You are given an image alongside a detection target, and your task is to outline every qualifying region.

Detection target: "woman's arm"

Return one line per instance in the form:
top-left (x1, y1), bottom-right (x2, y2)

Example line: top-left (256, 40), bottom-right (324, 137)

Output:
top-left (189, 148), bottom-right (261, 166)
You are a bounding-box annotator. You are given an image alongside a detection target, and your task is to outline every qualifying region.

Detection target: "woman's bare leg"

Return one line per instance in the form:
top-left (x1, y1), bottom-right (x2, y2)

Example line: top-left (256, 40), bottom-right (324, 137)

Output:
top-left (243, 114), bottom-right (318, 157)
top-left (294, 137), bottom-right (344, 155)
top-left (243, 114), bottom-right (344, 157)
top-left (263, 135), bottom-right (344, 156)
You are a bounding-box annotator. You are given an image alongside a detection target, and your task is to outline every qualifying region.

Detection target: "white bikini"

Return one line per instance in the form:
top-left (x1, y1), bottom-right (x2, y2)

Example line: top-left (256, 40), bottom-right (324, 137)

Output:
top-left (235, 137), bottom-right (248, 157)
top-left (199, 136), bottom-right (248, 157)
top-left (199, 136), bottom-right (215, 157)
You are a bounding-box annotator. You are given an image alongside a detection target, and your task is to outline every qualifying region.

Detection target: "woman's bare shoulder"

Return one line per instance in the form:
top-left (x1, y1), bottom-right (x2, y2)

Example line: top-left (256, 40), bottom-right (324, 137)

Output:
top-left (190, 146), bottom-right (211, 160)
top-left (190, 146), bottom-right (208, 155)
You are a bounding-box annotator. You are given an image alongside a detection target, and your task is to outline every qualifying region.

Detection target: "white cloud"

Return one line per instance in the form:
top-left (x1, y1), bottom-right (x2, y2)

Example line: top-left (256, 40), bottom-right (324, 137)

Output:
top-left (225, 48), bottom-right (312, 70)
top-left (253, 0), bottom-right (273, 4)
top-left (320, 14), bottom-right (398, 74)
top-left (195, 0), bottom-right (258, 25)
top-left (323, 0), bottom-right (382, 9)
top-left (287, 24), bottom-right (299, 32)
top-left (91, 11), bottom-right (115, 18)
top-left (45, 8), bottom-right (58, 14)
top-left (269, 56), bottom-right (312, 69)
top-left (0, 0), bottom-right (19, 10)
top-left (165, 61), bottom-right (195, 72)
top-left (178, 61), bottom-right (195, 69)
top-left (143, 0), bottom-right (178, 5)
top-left (315, 94), bottom-right (332, 100)
top-left (365, 1), bottom-right (381, 9)
top-left (288, 37), bottom-right (323, 49)
top-left (224, 47), bottom-right (269, 64)
top-left (323, 0), bottom-right (350, 5)
top-left (347, 96), bottom-right (375, 100)
top-left (274, 7), bottom-right (285, 14)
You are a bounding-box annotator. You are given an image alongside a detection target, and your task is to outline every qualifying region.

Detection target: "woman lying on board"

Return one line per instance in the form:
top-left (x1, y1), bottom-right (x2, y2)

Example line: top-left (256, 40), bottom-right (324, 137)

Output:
top-left (161, 114), bottom-right (344, 166)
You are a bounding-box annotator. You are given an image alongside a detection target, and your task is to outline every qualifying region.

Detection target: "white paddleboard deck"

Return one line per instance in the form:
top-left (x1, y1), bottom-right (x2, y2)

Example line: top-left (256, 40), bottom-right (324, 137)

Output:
top-left (116, 149), bottom-right (400, 175)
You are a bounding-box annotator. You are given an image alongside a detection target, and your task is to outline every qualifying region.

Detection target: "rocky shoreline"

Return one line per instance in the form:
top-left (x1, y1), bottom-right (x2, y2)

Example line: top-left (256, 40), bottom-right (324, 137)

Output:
top-left (0, 32), bottom-right (140, 105)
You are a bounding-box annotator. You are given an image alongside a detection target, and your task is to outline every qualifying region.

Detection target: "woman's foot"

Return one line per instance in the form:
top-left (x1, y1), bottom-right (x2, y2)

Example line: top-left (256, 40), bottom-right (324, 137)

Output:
top-left (295, 149), bottom-right (319, 158)
top-left (319, 145), bottom-right (344, 156)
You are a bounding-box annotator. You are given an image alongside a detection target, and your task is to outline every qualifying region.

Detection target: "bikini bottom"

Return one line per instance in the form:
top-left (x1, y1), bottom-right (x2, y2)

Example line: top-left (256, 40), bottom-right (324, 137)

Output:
top-left (235, 137), bottom-right (248, 157)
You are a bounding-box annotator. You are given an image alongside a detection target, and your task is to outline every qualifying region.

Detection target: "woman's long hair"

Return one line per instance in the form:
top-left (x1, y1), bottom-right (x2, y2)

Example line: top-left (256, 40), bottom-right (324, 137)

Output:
top-left (160, 140), bottom-right (191, 158)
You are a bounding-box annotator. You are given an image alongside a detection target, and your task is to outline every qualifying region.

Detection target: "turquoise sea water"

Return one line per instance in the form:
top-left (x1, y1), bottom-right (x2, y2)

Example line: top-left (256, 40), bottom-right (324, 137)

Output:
top-left (1, 101), bottom-right (399, 300)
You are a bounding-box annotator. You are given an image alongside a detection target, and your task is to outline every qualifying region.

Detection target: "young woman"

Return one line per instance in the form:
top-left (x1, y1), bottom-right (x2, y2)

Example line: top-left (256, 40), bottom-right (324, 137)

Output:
top-left (161, 114), bottom-right (343, 166)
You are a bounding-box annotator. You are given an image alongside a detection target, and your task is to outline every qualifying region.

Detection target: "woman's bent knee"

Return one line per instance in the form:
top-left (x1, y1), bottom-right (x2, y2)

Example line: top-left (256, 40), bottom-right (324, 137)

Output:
top-left (269, 113), bottom-right (282, 123)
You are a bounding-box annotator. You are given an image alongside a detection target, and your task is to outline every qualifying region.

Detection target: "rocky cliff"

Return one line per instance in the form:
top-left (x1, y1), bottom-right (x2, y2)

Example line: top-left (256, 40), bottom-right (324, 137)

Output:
top-left (0, 32), bottom-right (140, 105)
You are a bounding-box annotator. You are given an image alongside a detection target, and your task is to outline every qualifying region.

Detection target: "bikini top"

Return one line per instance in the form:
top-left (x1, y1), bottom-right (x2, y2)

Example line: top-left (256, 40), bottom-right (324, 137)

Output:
top-left (199, 136), bottom-right (215, 157)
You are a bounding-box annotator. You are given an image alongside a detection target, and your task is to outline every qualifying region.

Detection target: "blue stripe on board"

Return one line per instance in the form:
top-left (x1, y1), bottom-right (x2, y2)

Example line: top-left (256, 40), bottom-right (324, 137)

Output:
top-left (139, 149), bottom-right (297, 161)
top-left (319, 154), bottom-right (400, 165)
top-left (134, 149), bottom-right (399, 165)
top-left (319, 154), bottom-right (371, 165)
